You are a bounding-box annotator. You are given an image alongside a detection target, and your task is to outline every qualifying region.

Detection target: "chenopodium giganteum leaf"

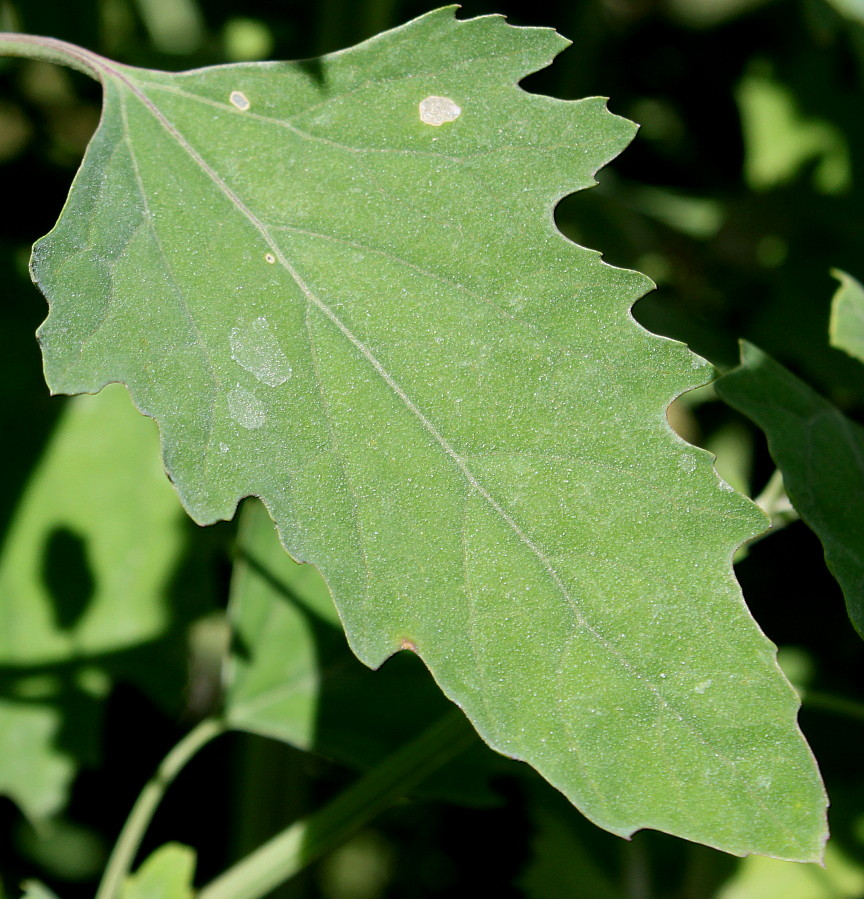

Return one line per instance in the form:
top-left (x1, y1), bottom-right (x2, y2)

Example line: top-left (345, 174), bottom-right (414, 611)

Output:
top-left (18, 7), bottom-right (826, 859)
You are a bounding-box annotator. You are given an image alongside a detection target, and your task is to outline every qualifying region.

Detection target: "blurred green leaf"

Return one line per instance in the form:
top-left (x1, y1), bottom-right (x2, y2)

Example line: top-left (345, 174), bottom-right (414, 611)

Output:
top-left (132, 0), bottom-right (205, 55)
top-left (20, 882), bottom-right (61, 899)
top-left (222, 18), bottom-right (274, 62)
top-left (717, 342), bottom-right (864, 639)
top-left (821, 0), bottom-right (864, 24)
top-left (662, 0), bottom-right (773, 28)
top-left (121, 843), bottom-right (196, 899)
top-left (14, 816), bottom-right (106, 882)
top-left (16, 7), bottom-right (825, 857)
top-left (0, 386), bottom-right (187, 821)
top-left (737, 67), bottom-right (850, 194)
top-left (0, 677), bottom-right (102, 825)
top-left (829, 269), bottom-right (864, 365)
top-left (716, 841), bottom-right (864, 898)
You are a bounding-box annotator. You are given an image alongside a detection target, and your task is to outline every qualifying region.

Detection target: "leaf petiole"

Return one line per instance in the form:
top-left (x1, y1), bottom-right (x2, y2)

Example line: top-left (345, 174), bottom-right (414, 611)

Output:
top-left (0, 32), bottom-right (111, 80)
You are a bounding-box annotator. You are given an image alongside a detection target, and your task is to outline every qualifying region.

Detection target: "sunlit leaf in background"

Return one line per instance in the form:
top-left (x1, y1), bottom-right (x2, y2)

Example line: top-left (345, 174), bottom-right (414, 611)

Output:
top-left (20, 881), bottom-right (61, 899)
top-left (120, 843), bottom-right (196, 899)
top-left (737, 66), bottom-right (850, 195)
top-left (0, 386), bottom-right (190, 821)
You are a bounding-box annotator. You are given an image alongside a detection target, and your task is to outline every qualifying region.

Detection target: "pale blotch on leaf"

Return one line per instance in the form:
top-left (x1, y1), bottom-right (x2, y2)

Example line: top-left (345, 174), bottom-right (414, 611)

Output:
top-left (264, 253), bottom-right (276, 264)
top-left (229, 90), bottom-right (251, 111)
top-left (230, 315), bottom-right (293, 387)
top-left (419, 95), bottom-right (461, 126)
top-left (228, 383), bottom-right (266, 430)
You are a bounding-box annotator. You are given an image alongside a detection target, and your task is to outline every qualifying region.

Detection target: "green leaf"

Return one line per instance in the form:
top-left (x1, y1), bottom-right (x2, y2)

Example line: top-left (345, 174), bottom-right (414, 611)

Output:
top-left (716, 841), bottom-right (864, 899)
top-left (121, 843), bottom-right (196, 899)
top-left (717, 342), bottom-right (864, 640)
top-left (0, 386), bottom-right (188, 821)
top-left (0, 678), bottom-right (103, 825)
top-left (829, 268), bottom-right (864, 365)
top-left (24, 9), bottom-right (825, 857)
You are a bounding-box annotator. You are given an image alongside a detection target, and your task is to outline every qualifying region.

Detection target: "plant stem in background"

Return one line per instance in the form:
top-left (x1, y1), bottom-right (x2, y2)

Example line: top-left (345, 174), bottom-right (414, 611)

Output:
top-left (197, 710), bottom-right (474, 899)
top-left (95, 717), bottom-right (227, 899)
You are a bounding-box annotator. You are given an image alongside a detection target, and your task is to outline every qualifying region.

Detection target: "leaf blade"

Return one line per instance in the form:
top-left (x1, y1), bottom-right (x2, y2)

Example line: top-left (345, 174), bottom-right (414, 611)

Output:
top-left (31, 9), bottom-right (826, 857)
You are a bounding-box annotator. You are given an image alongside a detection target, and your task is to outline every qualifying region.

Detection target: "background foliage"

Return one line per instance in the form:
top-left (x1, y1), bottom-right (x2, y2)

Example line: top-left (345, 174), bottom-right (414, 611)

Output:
top-left (1, 0), bottom-right (863, 896)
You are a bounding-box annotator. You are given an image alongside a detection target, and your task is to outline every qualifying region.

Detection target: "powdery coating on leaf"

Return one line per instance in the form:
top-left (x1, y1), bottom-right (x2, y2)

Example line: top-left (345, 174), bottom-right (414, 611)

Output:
top-left (230, 316), bottom-right (292, 386)
top-left (227, 384), bottom-right (266, 429)
top-left (229, 90), bottom-right (250, 111)
top-left (419, 95), bottom-right (461, 125)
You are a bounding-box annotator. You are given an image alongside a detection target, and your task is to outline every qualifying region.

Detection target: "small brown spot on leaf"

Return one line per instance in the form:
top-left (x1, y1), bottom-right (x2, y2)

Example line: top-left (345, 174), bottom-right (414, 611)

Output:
top-left (400, 638), bottom-right (418, 652)
top-left (264, 253), bottom-right (276, 264)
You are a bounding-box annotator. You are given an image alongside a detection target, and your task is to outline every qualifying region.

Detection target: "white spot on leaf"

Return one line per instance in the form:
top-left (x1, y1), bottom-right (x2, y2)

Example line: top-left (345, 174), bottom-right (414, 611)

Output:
top-left (419, 95), bottom-right (461, 126)
top-left (264, 253), bottom-right (275, 264)
top-left (228, 384), bottom-right (266, 430)
top-left (230, 90), bottom-right (250, 111)
top-left (230, 316), bottom-right (292, 387)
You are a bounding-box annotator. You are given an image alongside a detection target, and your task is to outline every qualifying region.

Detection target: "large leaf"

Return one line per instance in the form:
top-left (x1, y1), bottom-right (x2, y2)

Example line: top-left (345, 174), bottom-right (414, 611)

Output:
top-left (717, 341), bottom-right (864, 639)
top-left (18, 8), bottom-right (825, 856)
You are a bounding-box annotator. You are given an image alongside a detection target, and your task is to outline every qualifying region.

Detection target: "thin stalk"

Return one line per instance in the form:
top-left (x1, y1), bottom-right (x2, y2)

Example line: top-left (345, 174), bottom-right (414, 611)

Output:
top-left (0, 32), bottom-right (108, 80)
top-left (198, 709), bottom-right (474, 899)
top-left (95, 717), bottom-right (227, 899)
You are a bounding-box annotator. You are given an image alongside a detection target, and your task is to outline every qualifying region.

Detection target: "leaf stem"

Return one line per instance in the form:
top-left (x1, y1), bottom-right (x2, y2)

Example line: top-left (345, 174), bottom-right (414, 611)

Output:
top-left (0, 32), bottom-right (108, 80)
top-left (197, 709), bottom-right (474, 899)
top-left (95, 717), bottom-right (227, 899)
